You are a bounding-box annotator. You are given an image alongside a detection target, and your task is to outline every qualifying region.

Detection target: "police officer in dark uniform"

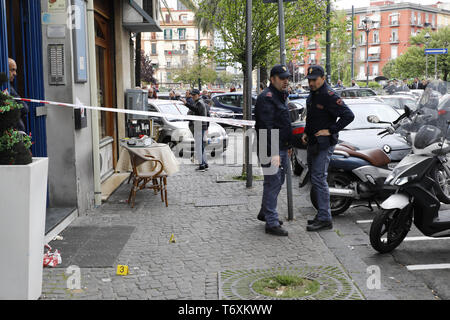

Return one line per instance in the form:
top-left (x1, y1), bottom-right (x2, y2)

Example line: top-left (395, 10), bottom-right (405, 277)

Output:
top-left (255, 64), bottom-right (293, 236)
top-left (302, 66), bottom-right (354, 231)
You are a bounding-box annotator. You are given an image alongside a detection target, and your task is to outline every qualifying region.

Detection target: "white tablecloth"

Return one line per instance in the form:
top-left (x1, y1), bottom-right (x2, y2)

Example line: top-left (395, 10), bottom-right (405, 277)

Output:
top-left (116, 143), bottom-right (180, 176)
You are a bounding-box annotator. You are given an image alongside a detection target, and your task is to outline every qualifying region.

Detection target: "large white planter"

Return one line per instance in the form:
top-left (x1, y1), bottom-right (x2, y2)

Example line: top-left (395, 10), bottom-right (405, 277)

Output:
top-left (0, 158), bottom-right (49, 300)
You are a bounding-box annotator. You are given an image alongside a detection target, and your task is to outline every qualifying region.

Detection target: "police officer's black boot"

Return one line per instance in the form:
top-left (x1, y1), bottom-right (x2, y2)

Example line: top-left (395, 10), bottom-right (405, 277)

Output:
top-left (265, 225), bottom-right (288, 236)
top-left (306, 220), bottom-right (333, 232)
top-left (257, 211), bottom-right (284, 225)
top-left (307, 216), bottom-right (319, 225)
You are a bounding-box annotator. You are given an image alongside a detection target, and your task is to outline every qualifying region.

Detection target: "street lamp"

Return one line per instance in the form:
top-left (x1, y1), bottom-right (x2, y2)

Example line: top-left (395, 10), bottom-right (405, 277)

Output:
top-left (361, 16), bottom-right (372, 87)
top-left (424, 32), bottom-right (431, 79)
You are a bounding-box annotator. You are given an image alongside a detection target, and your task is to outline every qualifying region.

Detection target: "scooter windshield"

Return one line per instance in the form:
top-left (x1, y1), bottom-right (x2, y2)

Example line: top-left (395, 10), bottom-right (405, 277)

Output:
top-left (397, 81), bottom-right (450, 147)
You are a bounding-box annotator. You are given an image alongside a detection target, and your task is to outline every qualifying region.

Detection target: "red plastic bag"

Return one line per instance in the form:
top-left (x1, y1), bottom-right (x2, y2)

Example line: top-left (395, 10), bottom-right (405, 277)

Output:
top-left (43, 244), bottom-right (62, 267)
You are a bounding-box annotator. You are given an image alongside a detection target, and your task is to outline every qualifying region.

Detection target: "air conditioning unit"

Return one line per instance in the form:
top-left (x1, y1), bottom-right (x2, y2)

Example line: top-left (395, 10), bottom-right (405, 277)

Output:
top-left (123, 0), bottom-right (162, 32)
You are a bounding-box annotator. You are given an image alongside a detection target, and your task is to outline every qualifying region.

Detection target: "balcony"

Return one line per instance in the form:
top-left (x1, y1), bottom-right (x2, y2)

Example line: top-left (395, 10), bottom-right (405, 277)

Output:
top-left (368, 54), bottom-right (380, 61)
top-left (389, 20), bottom-right (399, 27)
top-left (299, 60), bottom-right (305, 65)
top-left (307, 43), bottom-right (316, 50)
top-left (390, 37), bottom-right (399, 44)
top-left (308, 59), bottom-right (316, 65)
top-left (164, 50), bottom-right (188, 56)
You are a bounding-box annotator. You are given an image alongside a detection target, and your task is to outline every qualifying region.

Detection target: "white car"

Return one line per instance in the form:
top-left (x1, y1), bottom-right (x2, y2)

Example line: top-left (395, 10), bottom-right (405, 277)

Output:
top-left (147, 100), bottom-right (229, 157)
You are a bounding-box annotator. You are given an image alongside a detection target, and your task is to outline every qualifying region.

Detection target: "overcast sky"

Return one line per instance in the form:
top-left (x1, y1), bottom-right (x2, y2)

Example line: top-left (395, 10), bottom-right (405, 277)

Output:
top-left (334, 0), bottom-right (447, 10)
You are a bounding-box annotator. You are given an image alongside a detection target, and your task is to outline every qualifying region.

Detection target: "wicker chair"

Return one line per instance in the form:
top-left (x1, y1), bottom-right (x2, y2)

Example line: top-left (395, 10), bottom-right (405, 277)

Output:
top-left (126, 149), bottom-right (168, 208)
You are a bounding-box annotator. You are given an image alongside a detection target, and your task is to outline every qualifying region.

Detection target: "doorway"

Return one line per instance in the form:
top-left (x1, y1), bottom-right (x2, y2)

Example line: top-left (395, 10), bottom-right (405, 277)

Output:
top-left (94, 5), bottom-right (117, 182)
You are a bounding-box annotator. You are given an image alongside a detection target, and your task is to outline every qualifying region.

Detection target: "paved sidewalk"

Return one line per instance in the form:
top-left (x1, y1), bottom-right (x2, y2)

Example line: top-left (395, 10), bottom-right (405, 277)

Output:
top-left (41, 162), bottom-right (358, 300)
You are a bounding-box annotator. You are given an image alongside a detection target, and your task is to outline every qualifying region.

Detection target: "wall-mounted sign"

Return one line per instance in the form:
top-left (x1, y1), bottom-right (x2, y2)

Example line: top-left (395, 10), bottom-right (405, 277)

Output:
top-left (72, 0), bottom-right (88, 83)
top-left (48, 0), bottom-right (66, 12)
top-left (47, 25), bottom-right (66, 38)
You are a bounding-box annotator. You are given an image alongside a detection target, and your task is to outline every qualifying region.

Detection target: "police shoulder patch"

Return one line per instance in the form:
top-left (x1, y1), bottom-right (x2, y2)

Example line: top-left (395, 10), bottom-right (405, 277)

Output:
top-left (336, 98), bottom-right (344, 106)
top-left (266, 92), bottom-right (273, 98)
top-left (328, 90), bottom-right (335, 96)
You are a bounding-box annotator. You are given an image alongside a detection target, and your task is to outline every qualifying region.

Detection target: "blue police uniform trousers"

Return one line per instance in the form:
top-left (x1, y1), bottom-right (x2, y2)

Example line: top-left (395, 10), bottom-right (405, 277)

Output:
top-left (307, 145), bottom-right (335, 222)
top-left (194, 128), bottom-right (208, 166)
top-left (259, 150), bottom-right (289, 228)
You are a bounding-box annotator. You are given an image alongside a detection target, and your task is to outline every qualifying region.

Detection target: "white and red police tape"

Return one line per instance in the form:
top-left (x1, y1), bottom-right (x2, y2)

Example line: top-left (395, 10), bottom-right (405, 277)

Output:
top-left (13, 97), bottom-right (303, 128)
top-left (13, 97), bottom-right (255, 127)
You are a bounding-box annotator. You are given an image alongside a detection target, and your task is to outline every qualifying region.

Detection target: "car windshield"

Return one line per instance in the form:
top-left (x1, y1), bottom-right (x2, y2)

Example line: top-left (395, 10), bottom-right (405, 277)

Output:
top-left (157, 103), bottom-right (189, 121)
top-left (345, 103), bottom-right (400, 130)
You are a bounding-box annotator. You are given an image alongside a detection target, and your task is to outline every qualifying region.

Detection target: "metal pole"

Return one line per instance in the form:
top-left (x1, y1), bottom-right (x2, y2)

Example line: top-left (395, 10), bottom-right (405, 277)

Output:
top-left (435, 54), bottom-right (438, 79)
top-left (278, 0), bottom-right (286, 65)
top-left (277, 0), bottom-right (293, 221)
top-left (246, 0), bottom-right (253, 188)
top-left (351, 6), bottom-right (354, 80)
top-left (366, 29), bottom-right (369, 87)
top-left (326, 0), bottom-right (331, 84)
top-left (198, 28), bottom-right (202, 90)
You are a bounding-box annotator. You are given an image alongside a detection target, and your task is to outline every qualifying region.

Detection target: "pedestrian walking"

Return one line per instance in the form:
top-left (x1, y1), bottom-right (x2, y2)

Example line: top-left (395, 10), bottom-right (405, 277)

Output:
top-left (255, 64), bottom-right (293, 236)
top-left (181, 89), bottom-right (209, 172)
top-left (302, 65), bottom-right (354, 232)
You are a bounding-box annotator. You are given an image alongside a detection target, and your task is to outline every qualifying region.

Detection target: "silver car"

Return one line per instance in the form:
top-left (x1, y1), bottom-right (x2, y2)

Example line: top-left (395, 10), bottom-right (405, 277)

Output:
top-left (148, 100), bottom-right (229, 157)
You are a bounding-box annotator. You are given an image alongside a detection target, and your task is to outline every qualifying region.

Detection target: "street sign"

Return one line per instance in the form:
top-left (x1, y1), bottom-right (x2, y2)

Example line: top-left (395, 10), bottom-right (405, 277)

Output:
top-left (425, 48), bottom-right (448, 55)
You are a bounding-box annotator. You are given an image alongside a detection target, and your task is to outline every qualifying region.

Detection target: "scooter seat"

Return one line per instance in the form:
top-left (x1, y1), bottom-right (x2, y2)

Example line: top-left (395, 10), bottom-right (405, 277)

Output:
top-left (334, 145), bottom-right (390, 167)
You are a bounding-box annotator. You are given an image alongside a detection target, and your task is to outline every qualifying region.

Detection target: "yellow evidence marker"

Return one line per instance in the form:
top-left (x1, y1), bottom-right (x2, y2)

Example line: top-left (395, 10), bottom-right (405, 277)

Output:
top-left (116, 265), bottom-right (129, 276)
top-left (169, 233), bottom-right (176, 243)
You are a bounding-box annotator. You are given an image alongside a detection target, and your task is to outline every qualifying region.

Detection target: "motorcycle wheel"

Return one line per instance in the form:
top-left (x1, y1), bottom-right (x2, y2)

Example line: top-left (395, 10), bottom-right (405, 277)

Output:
top-left (370, 207), bottom-right (412, 254)
top-left (310, 172), bottom-right (353, 216)
top-left (291, 152), bottom-right (303, 176)
top-left (431, 164), bottom-right (450, 204)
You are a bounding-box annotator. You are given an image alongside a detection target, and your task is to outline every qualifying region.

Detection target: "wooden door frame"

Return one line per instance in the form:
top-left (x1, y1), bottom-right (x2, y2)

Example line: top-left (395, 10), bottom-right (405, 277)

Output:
top-left (94, 12), bottom-right (117, 167)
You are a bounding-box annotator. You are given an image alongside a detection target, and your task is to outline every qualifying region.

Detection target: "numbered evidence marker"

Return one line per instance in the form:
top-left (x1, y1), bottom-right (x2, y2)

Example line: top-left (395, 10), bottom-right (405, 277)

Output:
top-left (116, 265), bottom-right (129, 276)
top-left (169, 233), bottom-right (176, 243)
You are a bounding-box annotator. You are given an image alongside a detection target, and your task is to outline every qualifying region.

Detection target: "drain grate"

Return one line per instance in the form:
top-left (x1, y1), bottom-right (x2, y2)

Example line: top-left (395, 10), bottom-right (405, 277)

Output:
top-left (219, 266), bottom-right (364, 300)
top-left (194, 197), bottom-right (249, 207)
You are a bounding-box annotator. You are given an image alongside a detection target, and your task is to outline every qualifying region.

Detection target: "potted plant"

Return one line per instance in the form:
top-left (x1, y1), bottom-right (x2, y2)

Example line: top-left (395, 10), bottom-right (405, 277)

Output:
top-left (0, 90), bottom-right (48, 300)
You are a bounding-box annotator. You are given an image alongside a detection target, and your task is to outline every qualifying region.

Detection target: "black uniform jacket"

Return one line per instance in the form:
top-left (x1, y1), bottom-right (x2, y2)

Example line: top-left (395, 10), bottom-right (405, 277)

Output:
top-left (304, 83), bottom-right (354, 147)
top-left (255, 84), bottom-right (293, 159)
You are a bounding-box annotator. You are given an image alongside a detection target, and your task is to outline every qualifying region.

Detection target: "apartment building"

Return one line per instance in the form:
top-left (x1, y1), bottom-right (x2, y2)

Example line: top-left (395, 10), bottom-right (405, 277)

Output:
top-left (141, 0), bottom-right (214, 86)
top-left (292, 1), bottom-right (450, 81)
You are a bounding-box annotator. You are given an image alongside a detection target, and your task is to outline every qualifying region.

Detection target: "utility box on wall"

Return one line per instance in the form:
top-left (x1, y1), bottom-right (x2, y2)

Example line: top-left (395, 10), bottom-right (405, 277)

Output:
top-left (126, 89), bottom-right (148, 120)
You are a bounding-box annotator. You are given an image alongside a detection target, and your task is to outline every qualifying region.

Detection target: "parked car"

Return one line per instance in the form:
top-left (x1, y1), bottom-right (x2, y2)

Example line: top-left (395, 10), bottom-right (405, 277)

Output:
top-left (335, 87), bottom-right (377, 98)
top-left (147, 100), bottom-right (229, 157)
top-left (291, 99), bottom-right (412, 176)
top-left (375, 95), bottom-right (418, 112)
top-left (211, 92), bottom-right (257, 119)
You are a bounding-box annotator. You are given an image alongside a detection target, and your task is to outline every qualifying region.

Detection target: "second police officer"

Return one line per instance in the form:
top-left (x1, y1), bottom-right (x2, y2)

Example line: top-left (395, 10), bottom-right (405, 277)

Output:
top-left (302, 66), bottom-right (355, 231)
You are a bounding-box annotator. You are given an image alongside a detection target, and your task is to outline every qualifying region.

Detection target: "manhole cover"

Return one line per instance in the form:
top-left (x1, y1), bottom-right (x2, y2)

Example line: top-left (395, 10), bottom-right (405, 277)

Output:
top-left (219, 266), bottom-right (364, 300)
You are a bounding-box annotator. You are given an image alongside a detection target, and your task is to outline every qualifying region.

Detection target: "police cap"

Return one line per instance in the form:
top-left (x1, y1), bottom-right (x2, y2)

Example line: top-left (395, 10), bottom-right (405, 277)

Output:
top-left (306, 65), bottom-right (325, 80)
top-left (270, 64), bottom-right (291, 79)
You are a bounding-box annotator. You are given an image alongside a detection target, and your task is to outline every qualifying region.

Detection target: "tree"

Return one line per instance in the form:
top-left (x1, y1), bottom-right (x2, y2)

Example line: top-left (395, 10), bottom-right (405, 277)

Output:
top-left (172, 63), bottom-right (217, 88)
top-left (385, 27), bottom-right (450, 81)
top-left (140, 50), bottom-right (157, 84)
top-left (317, 10), bottom-right (353, 84)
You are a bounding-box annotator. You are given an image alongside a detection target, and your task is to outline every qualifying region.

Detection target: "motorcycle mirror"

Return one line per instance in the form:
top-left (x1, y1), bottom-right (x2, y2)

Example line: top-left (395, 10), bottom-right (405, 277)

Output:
top-left (367, 115), bottom-right (380, 123)
top-left (404, 105), bottom-right (411, 117)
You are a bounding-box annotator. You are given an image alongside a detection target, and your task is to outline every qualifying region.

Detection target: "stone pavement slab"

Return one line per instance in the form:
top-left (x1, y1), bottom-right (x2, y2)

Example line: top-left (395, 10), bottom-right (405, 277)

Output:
top-left (41, 162), bottom-right (359, 300)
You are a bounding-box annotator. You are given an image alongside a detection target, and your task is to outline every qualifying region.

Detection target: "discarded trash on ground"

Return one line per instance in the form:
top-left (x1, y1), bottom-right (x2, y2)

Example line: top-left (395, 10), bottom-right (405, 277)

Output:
top-left (52, 235), bottom-right (64, 241)
top-left (43, 244), bottom-right (62, 268)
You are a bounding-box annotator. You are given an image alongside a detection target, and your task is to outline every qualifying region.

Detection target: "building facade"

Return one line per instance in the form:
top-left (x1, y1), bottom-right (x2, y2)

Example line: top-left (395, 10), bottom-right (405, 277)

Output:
top-left (0, 0), bottom-right (161, 239)
top-left (292, 0), bottom-right (450, 81)
top-left (141, 0), bottom-right (214, 87)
